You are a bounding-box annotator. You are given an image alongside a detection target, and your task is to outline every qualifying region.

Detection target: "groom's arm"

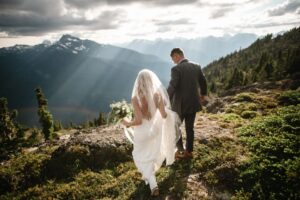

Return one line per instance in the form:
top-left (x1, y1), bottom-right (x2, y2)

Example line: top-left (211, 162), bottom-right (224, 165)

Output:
top-left (198, 66), bottom-right (208, 96)
top-left (167, 67), bottom-right (180, 100)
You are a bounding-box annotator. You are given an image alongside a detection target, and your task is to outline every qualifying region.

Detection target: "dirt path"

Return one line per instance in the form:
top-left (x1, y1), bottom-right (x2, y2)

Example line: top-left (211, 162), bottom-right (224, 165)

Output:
top-left (177, 113), bottom-right (235, 200)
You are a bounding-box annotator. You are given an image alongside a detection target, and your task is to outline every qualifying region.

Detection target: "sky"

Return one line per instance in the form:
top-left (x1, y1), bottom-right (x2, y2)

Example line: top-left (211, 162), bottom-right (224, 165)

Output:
top-left (0, 0), bottom-right (299, 47)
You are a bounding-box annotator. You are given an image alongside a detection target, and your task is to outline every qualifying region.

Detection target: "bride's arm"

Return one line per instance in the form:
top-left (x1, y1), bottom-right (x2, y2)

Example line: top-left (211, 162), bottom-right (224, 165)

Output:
top-left (122, 97), bottom-right (142, 127)
top-left (154, 93), bottom-right (167, 119)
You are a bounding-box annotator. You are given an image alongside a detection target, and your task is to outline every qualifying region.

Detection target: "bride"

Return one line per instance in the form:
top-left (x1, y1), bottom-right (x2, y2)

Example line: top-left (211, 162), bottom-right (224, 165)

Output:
top-left (121, 69), bottom-right (181, 197)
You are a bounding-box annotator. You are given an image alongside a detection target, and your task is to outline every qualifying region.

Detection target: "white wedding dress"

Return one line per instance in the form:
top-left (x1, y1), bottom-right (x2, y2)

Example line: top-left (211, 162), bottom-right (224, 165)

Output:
top-left (131, 108), bottom-right (180, 189)
top-left (123, 69), bottom-right (181, 190)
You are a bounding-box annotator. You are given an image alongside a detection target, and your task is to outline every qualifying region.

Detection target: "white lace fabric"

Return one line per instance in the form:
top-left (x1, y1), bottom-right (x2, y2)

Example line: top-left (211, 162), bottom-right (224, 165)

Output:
top-left (123, 69), bottom-right (181, 183)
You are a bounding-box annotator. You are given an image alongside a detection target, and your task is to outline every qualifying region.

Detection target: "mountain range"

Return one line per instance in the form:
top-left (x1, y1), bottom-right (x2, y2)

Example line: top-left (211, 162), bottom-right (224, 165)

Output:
top-left (0, 34), bottom-right (171, 126)
top-left (120, 33), bottom-right (257, 66)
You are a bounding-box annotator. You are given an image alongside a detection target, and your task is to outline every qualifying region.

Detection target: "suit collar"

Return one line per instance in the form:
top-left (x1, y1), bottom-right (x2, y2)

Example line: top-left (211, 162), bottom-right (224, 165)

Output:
top-left (178, 58), bottom-right (188, 64)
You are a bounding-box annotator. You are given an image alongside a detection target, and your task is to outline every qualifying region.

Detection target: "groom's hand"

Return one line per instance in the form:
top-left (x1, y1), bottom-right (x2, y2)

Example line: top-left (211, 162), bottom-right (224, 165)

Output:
top-left (200, 95), bottom-right (208, 105)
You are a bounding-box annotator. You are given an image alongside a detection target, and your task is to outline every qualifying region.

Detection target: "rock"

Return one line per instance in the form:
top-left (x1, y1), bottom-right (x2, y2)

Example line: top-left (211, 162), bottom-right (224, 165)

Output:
top-left (35, 126), bottom-right (133, 180)
top-left (59, 134), bottom-right (70, 140)
top-left (219, 79), bottom-right (299, 97)
top-left (23, 147), bottom-right (38, 153)
top-left (206, 98), bottom-right (225, 113)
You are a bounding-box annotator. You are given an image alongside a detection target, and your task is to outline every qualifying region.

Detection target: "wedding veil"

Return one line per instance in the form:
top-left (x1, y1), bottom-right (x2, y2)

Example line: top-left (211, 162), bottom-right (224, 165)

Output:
top-left (131, 69), bottom-right (171, 114)
top-left (124, 69), bottom-right (181, 166)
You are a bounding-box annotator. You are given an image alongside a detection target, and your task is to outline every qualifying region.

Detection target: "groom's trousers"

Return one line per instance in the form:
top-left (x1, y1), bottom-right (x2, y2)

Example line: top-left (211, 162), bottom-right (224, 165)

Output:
top-left (177, 112), bottom-right (196, 153)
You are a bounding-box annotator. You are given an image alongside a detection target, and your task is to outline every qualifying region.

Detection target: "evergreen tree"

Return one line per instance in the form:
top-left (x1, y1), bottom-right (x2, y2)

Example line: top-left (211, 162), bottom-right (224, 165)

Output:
top-left (209, 81), bottom-right (217, 93)
top-left (53, 120), bottom-right (63, 131)
top-left (287, 48), bottom-right (300, 74)
top-left (69, 122), bottom-right (75, 129)
top-left (203, 27), bottom-right (300, 93)
top-left (35, 87), bottom-right (54, 140)
top-left (88, 120), bottom-right (94, 127)
top-left (226, 68), bottom-right (244, 89)
top-left (0, 97), bottom-right (17, 142)
top-left (97, 112), bottom-right (106, 126)
top-left (264, 62), bottom-right (274, 79)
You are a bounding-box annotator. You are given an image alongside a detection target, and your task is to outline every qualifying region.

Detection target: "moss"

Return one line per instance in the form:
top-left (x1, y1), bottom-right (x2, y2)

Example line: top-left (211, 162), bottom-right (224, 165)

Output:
top-left (0, 152), bottom-right (51, 194)
top-left (222, 113), bottom-right (242, 123)
top-left (235, 93), bottom-right (256, 102)
top-left (237, 105), bottom-right (300, 199)
top-left (192, 137), bottom-right (246, 193)
top-left (241, 111), bottom-right (257, 119)
top-left (216, 113), bottom-right (245, 128)
top-left (278, 90), bottom-right (300, 106)
top-left (231, 190), bottom-right (251, 200)
top-left (266, 101), bottom-right (278, 108)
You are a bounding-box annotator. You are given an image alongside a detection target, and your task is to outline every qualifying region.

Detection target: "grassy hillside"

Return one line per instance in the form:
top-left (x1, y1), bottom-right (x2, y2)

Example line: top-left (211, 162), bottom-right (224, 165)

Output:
top-left (0, 86), bottom-right (299, 199)
top-left (203, 27), bottom-right (300, 94)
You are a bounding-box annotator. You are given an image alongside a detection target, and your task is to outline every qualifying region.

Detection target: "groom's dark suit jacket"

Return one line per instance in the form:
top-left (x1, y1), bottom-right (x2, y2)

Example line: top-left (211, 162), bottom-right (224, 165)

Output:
top-left (167, 59), bottom-right (208, 117)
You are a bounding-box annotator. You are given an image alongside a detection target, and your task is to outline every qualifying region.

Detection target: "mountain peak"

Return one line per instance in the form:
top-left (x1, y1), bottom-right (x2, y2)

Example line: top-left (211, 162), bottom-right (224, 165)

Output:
top-left (59, 34), bottom-right (81, 43)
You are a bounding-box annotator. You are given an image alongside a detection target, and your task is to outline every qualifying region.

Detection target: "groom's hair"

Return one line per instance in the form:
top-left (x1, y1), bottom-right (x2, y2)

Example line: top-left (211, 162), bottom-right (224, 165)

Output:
top-left (170, 48), bottom-right (184, 57)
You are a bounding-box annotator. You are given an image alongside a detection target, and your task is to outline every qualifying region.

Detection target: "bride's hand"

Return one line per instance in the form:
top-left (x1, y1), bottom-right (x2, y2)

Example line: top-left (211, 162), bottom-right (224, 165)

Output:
top-left (121, 119), bottom-right (131, 128)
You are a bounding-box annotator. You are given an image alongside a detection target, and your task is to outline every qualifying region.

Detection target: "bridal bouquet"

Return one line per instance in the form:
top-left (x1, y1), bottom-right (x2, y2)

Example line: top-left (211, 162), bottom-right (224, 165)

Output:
top-left (107, 100), bottom-right (133, 124)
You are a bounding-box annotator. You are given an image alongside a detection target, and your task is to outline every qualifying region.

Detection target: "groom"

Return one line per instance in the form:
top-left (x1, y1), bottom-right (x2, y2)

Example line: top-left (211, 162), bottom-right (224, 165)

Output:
top-left (167, 48), bottom-right (208, 159)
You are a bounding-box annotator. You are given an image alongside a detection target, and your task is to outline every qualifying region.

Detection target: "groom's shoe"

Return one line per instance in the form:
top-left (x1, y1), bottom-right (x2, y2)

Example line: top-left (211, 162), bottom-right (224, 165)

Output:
top-left (151, 186), bottom-right (159, 197)
top-left (175, 150), bottom-right (186, 160)
top-left (183, 151), bottom-right (193, 159)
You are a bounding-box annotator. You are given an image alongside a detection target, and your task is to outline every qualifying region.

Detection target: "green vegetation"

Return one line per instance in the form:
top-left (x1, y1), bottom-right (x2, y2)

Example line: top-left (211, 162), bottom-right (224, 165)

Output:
top-left (35, 87), bottom-right (54, 140)
top-left (0, 89), bottom-right (299, 199)
top-left (240, 110), bottom-right (257, 119)
top-left (278, 90), bottom-right (300, 106)
top-left (236, 105), bottom-right (300, 199)
top-left (204, 27), bottom-right (300, 94)
top-left (0, 97), bottom-right (27, 160)
top-left (0, 97), bottom-right (18, 142)
top-left (235, 93), bottom-right (254, 102)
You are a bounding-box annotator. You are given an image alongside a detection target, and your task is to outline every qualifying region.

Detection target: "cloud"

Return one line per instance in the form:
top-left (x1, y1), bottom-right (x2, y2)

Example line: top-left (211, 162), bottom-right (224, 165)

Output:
top-left (268, 0), bottom-right (300, 16)
top-left (238, 21), bottom-right (300, 28)
top-left (153, 18), bottom-right (193, 26)
top-left (0, 0), bottom-right (64, 16)
top-left (64, 0), bottom-right (103, 9)
top-left (64, 0), bottom-right (200, 9)
top-left (0, 0), bottom-right (299, 44)
top-left (0, 0), bottom-right (124, 36)
top-left (157, 26), bottom-right (171, 33)
top-left (210, 7), bottom-right (234, 19)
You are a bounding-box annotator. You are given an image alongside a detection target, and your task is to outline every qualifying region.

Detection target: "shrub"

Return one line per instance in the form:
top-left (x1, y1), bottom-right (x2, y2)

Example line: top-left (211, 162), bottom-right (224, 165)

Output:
top-left (235, 93), bottom-right (255, 102)
top-left (192, 137), bottom-right (245, 192)
top-left (237, 105), bottom-right (300, 199)
top-left (0, 97), bottom-right (18, 142)
top-left (240, 111), bottom-right (257, 119)
top-left (0, 152), bottom-right (51, 195)
top-left (222, 113), bottom-right (242, 123)
top-left (278, 90), bottom-right (300, 106)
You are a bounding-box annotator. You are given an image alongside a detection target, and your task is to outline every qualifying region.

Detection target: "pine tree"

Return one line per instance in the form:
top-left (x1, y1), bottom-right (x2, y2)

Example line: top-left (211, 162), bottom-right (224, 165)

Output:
top-left (0, 97), bottom-right (17, 142)
top-left (54, 120), bottom-right (63, 131)
top-left (97, 112), bottom-right (106, 126)
top-left (287, 48), bottom-right (300, 74)
top-left (256, 52), bottom-right (268, 74)
top-left (264, 62), bottom-right (274, 79)
top-left (35, 87), bottom-right (54, 140)
top-left (226, 68), bottom-right (244, 89)
top-left (209, 81), bottom-right (217, 93)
